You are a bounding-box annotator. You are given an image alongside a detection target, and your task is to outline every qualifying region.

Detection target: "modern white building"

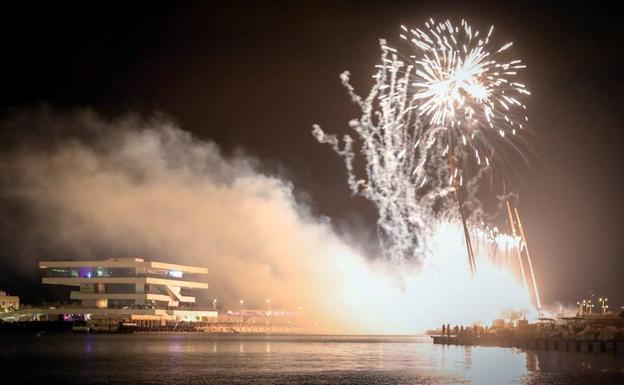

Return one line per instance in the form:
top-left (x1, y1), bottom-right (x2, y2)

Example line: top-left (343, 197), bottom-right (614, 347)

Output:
top-left (0, 291), bottom-right (19, 312)
top-left (31, 257), bottom-right (217, 327)
top-left (39, 257), bottom-right (209, 309)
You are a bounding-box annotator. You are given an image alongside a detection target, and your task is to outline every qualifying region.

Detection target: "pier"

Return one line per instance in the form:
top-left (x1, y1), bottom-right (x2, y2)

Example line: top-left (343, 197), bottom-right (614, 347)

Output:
top-left (432, 335), bottom-right (624, 354)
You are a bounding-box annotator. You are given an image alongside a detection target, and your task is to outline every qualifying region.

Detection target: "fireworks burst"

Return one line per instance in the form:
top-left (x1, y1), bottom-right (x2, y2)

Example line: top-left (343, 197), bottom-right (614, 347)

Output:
top-left (313, 18), bottom-right (540, 320)
top-left (403, 19), bottom-right (530, 168)
top-left (314, 19), bottom-right (533, 263)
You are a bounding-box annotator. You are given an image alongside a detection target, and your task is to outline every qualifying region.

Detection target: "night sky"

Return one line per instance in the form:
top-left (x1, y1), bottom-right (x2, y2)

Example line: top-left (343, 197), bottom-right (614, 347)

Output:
top-left (1, 1), bottom-right (623, 309)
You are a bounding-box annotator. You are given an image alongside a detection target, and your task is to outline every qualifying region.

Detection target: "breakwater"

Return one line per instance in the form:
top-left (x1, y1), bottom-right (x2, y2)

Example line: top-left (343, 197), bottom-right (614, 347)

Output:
top-left (432, 335), bottom-right (624, 353)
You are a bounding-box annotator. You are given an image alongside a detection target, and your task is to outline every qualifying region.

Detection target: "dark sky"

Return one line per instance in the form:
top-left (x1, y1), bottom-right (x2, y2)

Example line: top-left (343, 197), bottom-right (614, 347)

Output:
top-left (1, 1), bottom-right (623, 309)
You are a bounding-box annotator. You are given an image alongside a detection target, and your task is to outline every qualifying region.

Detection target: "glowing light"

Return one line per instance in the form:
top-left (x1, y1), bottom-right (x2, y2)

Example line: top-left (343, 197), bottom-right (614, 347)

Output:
top-left (169, 270), bottom-right (183, 278)
top-left (330, 220), bottom-right (535, 333)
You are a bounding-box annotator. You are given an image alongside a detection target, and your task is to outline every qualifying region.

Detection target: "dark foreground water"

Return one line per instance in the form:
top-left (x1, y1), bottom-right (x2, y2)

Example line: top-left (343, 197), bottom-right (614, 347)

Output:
top-left (1, 334), bottom-right (623, 385)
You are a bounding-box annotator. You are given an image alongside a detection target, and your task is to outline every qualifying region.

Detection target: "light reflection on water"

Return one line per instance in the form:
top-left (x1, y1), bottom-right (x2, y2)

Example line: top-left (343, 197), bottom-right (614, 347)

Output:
top-left (1, 334), bottom-right (623, 385)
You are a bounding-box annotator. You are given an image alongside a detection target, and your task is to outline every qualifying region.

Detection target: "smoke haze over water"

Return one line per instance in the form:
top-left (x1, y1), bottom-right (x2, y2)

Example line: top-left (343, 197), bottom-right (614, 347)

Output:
top-left (0, 109), bottom-right (534, 333)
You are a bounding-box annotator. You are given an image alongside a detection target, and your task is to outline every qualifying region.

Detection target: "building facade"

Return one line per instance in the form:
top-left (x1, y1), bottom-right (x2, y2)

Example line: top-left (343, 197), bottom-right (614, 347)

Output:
top-left (39, 258), bottom-right (208, 309)
top-left (0, 291), bottom-right (19, 312)
top-left (33, 258), bottom-right (216, 327)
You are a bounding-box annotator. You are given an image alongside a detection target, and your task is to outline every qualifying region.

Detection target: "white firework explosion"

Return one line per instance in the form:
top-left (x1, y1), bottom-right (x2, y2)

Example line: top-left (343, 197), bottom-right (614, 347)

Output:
top-left (402, 18), bottom-right (530, 169)
top-left (313, 19), bottom-right (532, 264)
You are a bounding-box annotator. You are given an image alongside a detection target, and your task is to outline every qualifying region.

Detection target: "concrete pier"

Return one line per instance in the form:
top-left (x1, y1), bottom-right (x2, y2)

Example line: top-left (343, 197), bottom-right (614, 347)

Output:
top-left (547, 339), bottom-right (558, 350)
top-left (432, 335), bottom-right (622, 354)
top-left (566, 340), bottom-right (579, 352)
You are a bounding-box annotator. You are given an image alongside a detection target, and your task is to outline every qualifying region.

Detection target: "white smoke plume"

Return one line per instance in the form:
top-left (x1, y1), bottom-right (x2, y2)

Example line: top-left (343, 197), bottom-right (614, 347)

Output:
top-left (0, 109), bottom-right (384, 332)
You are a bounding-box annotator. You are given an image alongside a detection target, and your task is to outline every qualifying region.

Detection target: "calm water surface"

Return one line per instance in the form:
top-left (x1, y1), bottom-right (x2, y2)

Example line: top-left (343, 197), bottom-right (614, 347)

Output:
top-left (1, 334), bottom-right (623, 384)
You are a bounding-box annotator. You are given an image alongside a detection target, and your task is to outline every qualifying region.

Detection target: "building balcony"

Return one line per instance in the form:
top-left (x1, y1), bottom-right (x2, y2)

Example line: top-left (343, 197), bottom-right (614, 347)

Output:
top-left (41, 276), bottom-right (208, 289)
top-left (69, 291), bottom-right (195, 304)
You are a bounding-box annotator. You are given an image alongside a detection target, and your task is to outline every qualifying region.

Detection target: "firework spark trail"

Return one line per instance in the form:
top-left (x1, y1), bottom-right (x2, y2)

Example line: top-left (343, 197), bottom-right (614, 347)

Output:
top-left (313, 19), bottom-right (532, 267)
top-left (313, 39), bottom-right (447, 263)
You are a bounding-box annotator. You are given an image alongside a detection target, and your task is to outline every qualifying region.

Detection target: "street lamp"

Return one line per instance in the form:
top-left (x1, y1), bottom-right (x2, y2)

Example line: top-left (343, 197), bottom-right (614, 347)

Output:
top-left (577, 301), bottom-right (581, 316)
top-left (598, 297), bottom-right (609, 315)
top-left (266, 298), bottom-right (271, 312)
top-left (212, 299), bottom-right (217, 310)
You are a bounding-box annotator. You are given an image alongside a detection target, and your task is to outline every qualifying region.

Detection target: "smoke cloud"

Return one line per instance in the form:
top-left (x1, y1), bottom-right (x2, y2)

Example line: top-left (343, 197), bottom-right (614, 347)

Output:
top-left (0, 109), bottom-right (382, 332)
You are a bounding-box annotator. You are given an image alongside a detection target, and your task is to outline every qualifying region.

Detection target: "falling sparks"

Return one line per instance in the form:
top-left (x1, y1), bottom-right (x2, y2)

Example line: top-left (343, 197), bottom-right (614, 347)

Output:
top-left (312, 44), bottom-right (432, 262)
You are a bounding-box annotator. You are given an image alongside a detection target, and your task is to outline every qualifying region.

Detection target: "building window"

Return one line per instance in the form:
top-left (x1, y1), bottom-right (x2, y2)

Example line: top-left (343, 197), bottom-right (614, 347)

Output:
top-left (104, 284), bottom-right (136, 294)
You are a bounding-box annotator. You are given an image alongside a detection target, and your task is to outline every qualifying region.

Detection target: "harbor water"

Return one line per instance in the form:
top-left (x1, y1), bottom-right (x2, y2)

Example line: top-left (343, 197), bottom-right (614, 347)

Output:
top-left (1, 334), bottom-right (623, 384)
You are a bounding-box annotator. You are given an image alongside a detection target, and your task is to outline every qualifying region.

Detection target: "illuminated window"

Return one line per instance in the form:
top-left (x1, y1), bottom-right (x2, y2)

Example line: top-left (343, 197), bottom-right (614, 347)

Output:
top-left (169, 270), bottom-right (183, 278)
